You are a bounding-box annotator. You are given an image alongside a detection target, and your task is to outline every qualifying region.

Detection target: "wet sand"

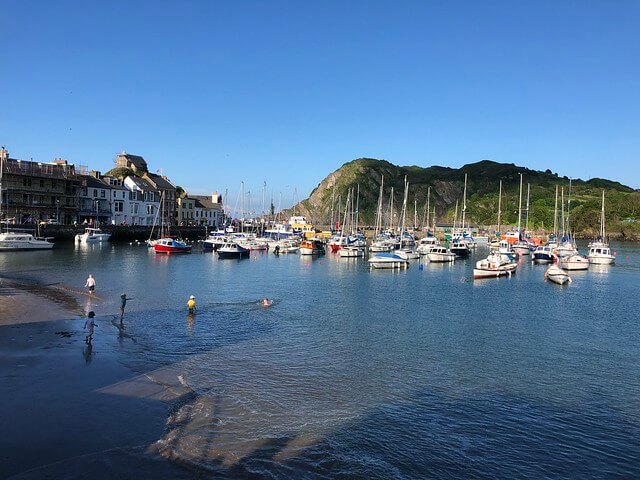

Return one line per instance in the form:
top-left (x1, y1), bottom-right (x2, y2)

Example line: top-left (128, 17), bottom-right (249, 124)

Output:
top-left (0, 316), bottom-right (193, 479)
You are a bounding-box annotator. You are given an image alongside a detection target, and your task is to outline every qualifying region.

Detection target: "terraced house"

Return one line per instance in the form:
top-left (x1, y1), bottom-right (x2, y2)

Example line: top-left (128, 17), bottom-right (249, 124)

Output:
top-left (0, 147), bottom-right (79, 224)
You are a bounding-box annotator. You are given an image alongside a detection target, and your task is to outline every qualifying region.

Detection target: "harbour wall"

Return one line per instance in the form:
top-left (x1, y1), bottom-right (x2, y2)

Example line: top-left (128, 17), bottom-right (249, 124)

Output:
top-left (20, 225), bottom-right (208, 242)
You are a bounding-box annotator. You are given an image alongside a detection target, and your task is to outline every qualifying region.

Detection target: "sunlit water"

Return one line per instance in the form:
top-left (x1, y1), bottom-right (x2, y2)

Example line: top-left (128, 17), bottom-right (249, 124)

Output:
top-left (2, 241), bottom-right (640, 478)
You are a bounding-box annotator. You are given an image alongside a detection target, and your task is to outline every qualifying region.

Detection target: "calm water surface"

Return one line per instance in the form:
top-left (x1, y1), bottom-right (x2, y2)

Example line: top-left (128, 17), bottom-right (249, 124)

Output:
top-left (2, 241), bottom-right (640, 478)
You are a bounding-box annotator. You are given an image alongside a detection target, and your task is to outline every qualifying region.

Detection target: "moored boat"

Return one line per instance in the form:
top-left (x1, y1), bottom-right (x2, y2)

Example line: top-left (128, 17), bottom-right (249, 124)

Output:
top-left (559, 253), bottom-right (589, 271)
top-left (426, 246), bottom-right (456, 263)
top-left (300, 239), bottom-right (325, 256)
top-left (532, 245), bottom-right (555, 264)
top-left (76, 227), bottom-right (111, 243)
top-left (154, 238), bottom-right (192, 254)
top-left (0, 231), bottom-right (54, 250)
top-left (545, 265), bottom-right (571, 285)
top-left (473, 252), bottom-right (517, 279)
top-left (217, 241), bottom-right (250, 259)
top-left (368, 251), bottom-right (409, 269)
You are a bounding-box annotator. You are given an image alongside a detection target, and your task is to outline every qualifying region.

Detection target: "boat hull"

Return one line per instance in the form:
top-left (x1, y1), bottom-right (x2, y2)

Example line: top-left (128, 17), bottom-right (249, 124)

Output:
top-left (154, 244), bottom-right (192, 254)
top-left (427, 253), bottom-right (455, 262)
top-left (0, 242), bottom-right (54, 250)
top-left (588, 255), bottom-right (615, 265)
top-left (217, 250), bottom-right (249, 259)
top-left (473, 265), bottom-right (517, 279)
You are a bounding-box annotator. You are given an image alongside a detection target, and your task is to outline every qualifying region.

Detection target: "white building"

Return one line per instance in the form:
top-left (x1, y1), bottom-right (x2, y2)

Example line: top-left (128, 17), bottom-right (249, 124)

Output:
top-left (103, 176), bottom-right (131, 225)
top-left (124, 176), bottom-right (160, 225)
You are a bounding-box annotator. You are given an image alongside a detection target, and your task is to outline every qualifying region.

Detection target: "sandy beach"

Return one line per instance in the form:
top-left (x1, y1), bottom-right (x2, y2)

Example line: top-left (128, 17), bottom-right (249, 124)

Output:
top-left (0, 303), bottom-right (194, 479)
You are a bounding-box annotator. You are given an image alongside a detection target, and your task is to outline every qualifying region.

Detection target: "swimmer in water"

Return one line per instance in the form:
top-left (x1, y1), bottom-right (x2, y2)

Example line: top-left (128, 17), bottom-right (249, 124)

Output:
top-left (262, 298), bottom-right (271, 307)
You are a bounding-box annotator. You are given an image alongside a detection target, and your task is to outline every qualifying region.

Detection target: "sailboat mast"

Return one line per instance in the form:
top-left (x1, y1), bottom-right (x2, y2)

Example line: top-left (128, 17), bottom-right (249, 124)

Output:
top-left (601, 190), bottom-right (606, 239)
top-left (525, 183), bottom-right (530, 234)
top-left (461, 173), bottom-right (467, 231)
top-left (497, 180), bottom-right (502, 236)
top-left (517, 173), bottom-right (523, 232)
top-left (389, 187), bottom-right (395, 232)
top-left (453, 199), bottom-right (458, 234)
top-left (561, 188), bottom-right (565, 238)
top-left (355, 184), bottom-right (360, 233)
top-left (425, 187), bottom-right (431, 232)
top-left (375, 176), bottom-right (384, 237)
top-left (553, 185), bottom-right (558, 238)
top-left (567, 180), bottom-right (572, 237)
top-left (330, 181), bottom-right (335, 231)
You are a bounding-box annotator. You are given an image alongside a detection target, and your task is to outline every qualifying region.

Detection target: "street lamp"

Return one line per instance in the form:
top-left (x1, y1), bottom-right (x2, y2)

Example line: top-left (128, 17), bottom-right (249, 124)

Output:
top-left (56, 199), bottom-right (60, 224)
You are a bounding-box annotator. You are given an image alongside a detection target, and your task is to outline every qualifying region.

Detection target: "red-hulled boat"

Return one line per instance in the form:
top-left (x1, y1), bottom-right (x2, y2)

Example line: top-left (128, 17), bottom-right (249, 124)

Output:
top-left (154, 238), bottom-right (192, 254)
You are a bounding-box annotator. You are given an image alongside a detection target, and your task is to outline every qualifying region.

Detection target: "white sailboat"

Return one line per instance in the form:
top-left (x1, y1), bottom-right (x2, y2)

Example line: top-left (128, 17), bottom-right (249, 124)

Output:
top-left (588, 190), bottom-right (615, 265)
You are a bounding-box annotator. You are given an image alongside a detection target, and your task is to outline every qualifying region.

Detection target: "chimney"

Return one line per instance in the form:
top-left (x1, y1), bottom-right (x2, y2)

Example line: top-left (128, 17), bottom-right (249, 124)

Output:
top-left (0, 147), bottom-right (8, 161)
top-left (89, 170), bottom-right (102, 179)
top-left (52, 158), bottom-right (68, 166)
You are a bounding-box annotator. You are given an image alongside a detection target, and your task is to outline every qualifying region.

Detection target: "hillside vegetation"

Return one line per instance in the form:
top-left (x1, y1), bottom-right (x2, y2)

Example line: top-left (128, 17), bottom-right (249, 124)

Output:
top-left (291, 159), bottom-right (640, 239)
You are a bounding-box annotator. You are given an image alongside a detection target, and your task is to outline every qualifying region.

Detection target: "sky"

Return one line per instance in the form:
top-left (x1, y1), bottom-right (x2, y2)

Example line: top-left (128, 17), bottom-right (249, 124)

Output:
top-left (1, 0), bottom-right (639, 210)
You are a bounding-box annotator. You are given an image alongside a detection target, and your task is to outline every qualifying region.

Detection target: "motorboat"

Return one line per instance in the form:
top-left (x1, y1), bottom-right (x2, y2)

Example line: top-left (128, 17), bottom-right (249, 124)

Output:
top-left (450, 239), bottom-right (470, 258)
top-left (588, 244), bottom-right (615, 265)
top-left (532, 245), bottom-right (555, 264)
top-left (545, 265), bottom-right (572, 285)
top-left (76, 227), bottom-right (111, 243)
top-left (399, 248), bottom-right (420, 260)
top-left (368, 251), bottom-right (409, 269)
top-left (426, 246), bottom-right (456, 263)
top-left (473, 252), bottom-right (517, 279)
top-left (339, 245), bottom-right (365, 258)
top-left (416, 236), bottom-right (439, 255)
top-left (300, 239), bottom-right (325, 256)
top-left (217, 242), bottom-right (250, 259)
top-left (559, 253), bottom-right (589, 271)
top-left (0, 231), bottom-right (54, 250)
top-left (154, 238), bottom-right (192, 254)
top-left (512, 240), bottom-right (532, 256)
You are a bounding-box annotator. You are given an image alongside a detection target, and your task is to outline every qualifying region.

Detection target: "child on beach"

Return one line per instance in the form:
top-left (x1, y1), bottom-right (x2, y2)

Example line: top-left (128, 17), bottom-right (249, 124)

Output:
top-left (84, 311), bottom-right (96, 344)
top-left (85, 274), bottom-right (96, 295)
top-left (120, 293), bottom-right (132, 323)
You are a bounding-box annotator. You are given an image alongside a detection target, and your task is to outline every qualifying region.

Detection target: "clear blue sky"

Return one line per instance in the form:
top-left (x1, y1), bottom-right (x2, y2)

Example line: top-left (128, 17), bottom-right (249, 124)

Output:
top-left (2, 0), bottom-right (639, 208)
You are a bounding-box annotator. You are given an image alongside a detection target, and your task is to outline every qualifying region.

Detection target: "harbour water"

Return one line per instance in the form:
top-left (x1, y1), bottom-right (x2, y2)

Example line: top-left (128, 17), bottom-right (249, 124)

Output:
top-left (2, 242), bottom-right (640, 478)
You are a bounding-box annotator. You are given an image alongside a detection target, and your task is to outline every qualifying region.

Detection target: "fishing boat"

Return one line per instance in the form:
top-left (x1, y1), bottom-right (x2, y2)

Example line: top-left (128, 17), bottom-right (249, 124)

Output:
top-left (217, 241), bottom-right (250, 259)
top-left (368, 251), bottom-right (409, 269)
top-left (532, 245), bottom-right (555, 264)
top-left (559, 253), bottom-right (589, 271)
top-left (545, 265), bottom-right (571, 285)
top-left (273, 240), bottom-right (299, 254)
top-left (0, 231), bottom-right (54, 250)
top-left (473, 252), bottom-right (517, 279)
top-left (588, 191), bottom-right (615, 265)
top-left (416, 236), bottom-right (439, 255)
top-left (588, 245), bottom-right (615, 265)
top-left (154, 238), bottom-right (192, 254)
top-left (76, 227), bottom-right (111, 243)
top-left (299, 239), bottom-right (325, 255)
top-left (426, 246), bottom-right (456, 263)
top-left (450, 238), bottom-right (470, 258)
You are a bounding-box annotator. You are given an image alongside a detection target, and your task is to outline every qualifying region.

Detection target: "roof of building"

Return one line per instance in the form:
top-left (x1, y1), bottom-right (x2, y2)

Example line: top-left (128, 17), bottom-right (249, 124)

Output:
top-left (126, 176), bottom-right (157, 192)
top-left (145, 172), bottom-right (176, 191)
top-left (191, 195), bottom-right (223, 210)
top-left (78, 175), bottom-right (112, 189)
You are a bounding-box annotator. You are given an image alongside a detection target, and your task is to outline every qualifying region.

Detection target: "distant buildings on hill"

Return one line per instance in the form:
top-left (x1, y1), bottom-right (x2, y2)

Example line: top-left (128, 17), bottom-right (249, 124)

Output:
top-left (0, 147), bottom-right (223, 227)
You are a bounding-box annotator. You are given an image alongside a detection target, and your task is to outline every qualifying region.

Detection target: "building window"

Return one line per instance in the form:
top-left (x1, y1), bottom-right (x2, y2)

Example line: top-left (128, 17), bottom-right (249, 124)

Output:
top-left (40, 180), bottom-right (45, 188)
top-left (114, 201), bottom-right (123, 213)
top-left (23, 178), bottom-right (32, 187)
top-left (122, 191), bottom-right (125, 199)
top-left (147, 205), bottom-right (154, 215)
top-left (101, 190), bottom-right (105, 198)
top-left (52, 181), bottom-right (57, 188)
top-left (93, 189), bottom-right (98, 197)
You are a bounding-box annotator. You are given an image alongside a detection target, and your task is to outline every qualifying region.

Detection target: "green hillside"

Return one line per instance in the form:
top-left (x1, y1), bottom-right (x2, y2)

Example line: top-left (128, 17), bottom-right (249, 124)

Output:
top-left (292, 158), bottom-right (640, 239)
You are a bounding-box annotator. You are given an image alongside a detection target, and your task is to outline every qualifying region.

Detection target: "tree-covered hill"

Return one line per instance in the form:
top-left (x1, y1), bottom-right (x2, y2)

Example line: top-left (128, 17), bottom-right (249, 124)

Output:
top-left (290, 158), bottom-right (640, 239)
